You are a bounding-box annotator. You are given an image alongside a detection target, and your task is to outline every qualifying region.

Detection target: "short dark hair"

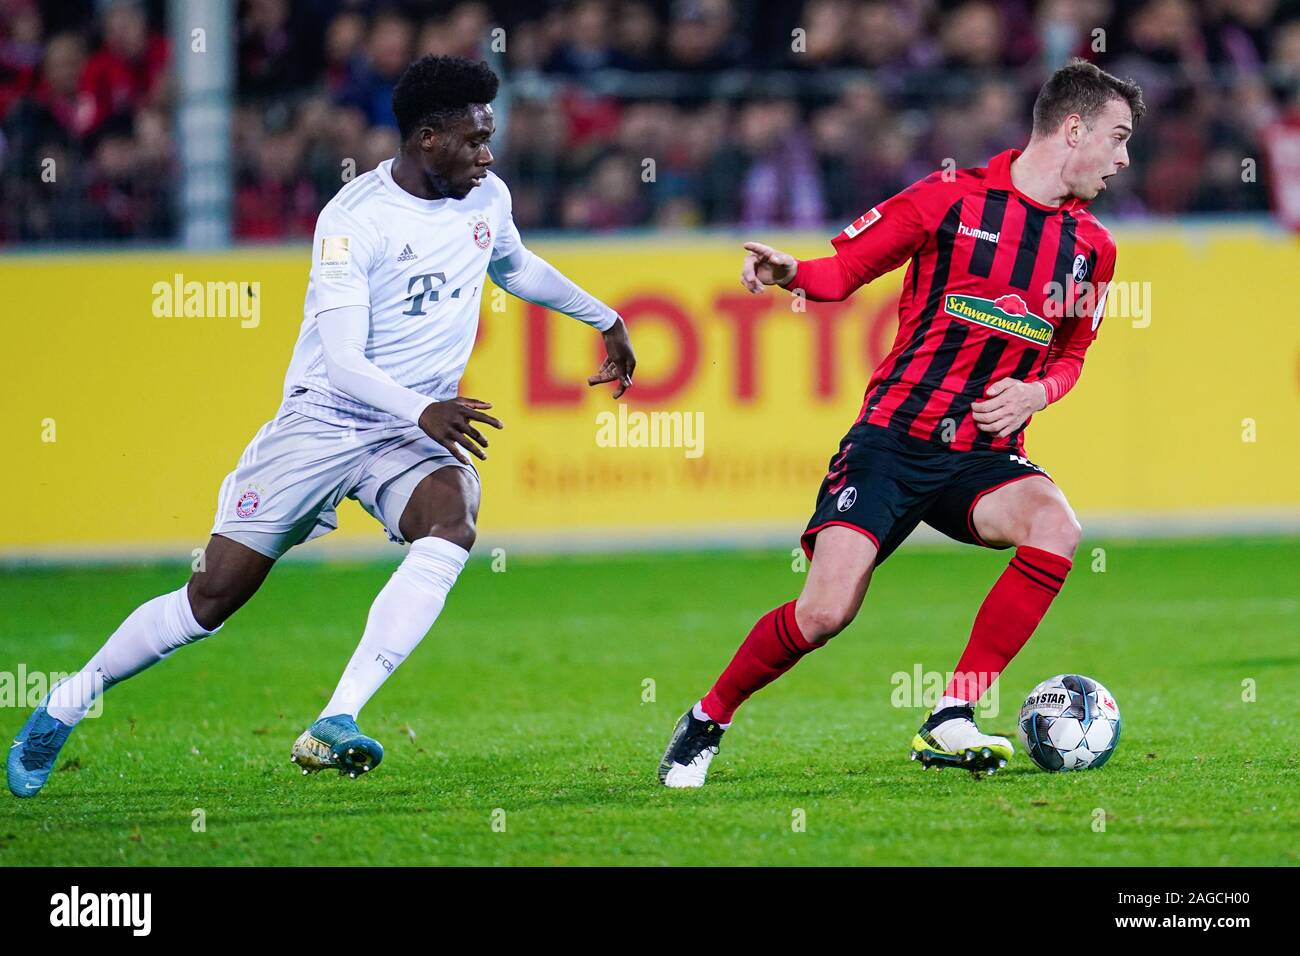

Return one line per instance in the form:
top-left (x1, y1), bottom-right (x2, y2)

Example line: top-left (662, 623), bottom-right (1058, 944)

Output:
top-left (1032, 58), bottom-right (1145, 137)
top-left (391, 55), bottom-right (499, 141)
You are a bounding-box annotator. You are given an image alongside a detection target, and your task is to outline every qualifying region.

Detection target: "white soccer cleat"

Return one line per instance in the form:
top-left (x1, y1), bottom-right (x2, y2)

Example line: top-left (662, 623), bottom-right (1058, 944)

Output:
top-left (658, 709), bottom-right (726, 788)
top-left (910, 705), bottom-right (1013, 776)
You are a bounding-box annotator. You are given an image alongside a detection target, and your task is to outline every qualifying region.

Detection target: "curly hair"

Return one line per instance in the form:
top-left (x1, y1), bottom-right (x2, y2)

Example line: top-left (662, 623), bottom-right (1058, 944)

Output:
top-left (391, 55), bottom-right (500, 141)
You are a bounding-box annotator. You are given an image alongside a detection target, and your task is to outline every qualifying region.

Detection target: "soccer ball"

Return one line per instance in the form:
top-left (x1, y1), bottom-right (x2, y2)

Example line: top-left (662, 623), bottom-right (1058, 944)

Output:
top-left (1018, 674), bottom-right (1121, 772)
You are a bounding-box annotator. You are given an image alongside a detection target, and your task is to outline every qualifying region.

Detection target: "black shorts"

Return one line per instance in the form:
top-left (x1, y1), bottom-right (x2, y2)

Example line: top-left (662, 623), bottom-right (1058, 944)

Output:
top-left (801, 421), bottom-right (1052, 565)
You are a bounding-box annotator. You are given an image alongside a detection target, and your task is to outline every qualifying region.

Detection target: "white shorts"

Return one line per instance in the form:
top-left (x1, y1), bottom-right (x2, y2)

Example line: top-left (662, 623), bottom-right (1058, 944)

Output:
top-left (210, 408), bottom-right (477, 559)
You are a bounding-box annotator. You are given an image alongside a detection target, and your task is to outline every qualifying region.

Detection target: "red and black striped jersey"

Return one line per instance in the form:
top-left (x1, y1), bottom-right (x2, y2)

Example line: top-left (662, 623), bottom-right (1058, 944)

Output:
top-left (790, 148), bottom-right (1116, 454)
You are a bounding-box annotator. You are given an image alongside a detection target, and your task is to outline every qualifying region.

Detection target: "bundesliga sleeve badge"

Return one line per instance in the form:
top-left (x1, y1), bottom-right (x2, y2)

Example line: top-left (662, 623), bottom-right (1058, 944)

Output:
top-left (319, 236), bottom-right (351, 278)
top-left (842, 207), bottom-right (881, 238)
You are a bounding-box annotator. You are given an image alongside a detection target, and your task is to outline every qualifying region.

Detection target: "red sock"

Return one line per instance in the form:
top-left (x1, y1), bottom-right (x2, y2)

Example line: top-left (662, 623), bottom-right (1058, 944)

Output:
top-left (701, 601), bottom-right (815, 724)
top-left (946, 546), bottom-right (1073, 701)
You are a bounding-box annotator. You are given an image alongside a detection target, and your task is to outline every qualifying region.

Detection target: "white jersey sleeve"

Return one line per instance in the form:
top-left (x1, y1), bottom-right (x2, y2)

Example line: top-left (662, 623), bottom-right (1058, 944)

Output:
top-left (309, 202), bottom-right (382, 315)
top-left (489, 183), bottom-right (525, 265)
top-left (316, 304), bottom-right (433, 425)
top-left (487, 180), bottom-right (618, 331)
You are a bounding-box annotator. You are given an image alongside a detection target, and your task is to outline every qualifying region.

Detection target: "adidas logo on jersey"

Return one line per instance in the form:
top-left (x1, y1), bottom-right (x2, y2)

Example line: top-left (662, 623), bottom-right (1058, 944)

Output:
top-left (396, 244), bottom-right (417, 262)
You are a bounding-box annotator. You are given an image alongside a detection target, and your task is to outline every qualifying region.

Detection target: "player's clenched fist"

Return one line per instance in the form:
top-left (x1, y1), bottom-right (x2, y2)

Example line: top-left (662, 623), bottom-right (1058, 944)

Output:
top-left (740, 242), bottom-right (797, 293)
top-left (417, 397), bottom-right (504, 465)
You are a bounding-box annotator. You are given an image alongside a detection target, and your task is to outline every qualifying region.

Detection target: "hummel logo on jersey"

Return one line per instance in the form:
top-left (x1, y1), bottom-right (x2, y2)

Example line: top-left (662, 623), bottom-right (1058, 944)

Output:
top-left (959, 221), bottom-right (1000, 243)
top-left (396, 244), bottom-right (417, 262)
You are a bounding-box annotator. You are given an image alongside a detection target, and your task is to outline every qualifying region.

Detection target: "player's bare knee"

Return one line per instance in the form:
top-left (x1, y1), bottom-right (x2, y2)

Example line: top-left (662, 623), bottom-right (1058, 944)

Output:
top-left (426, 516), bottom-right (476, 552)
top-left (185, 577), bottom-right (234, 631)
top-left (795, 599), bottom-right (856, 646)
top-left (1024, 505), bottom-right (1081, 557)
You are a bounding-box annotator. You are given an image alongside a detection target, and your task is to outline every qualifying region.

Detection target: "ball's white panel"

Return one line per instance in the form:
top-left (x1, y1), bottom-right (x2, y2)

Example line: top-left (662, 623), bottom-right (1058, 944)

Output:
top-left (1084, 719), bottom-right (1115, 752)
top-left (1061, 747), bottom-right (1095, 770)
top-left (1048, 717), bottom-right (1085, 750)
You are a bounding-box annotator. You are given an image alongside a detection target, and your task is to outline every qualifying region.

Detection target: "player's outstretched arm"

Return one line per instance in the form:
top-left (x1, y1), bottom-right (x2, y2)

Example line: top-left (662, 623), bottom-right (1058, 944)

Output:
top-left (741, 241), bottom-right (865, 302)
top-left (488, 248), bottom-right (635, 398)
top-left (756, 182), bottom-right (936, 302)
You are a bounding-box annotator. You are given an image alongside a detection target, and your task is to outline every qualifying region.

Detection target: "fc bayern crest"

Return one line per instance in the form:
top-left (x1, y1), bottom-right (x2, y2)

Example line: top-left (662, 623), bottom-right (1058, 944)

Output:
top-left (235, 488), bottom-right (261, 518)
top-left (472, 219), bottom-right (491, 249)
top-left (836, 487), bottom-right (857, 512)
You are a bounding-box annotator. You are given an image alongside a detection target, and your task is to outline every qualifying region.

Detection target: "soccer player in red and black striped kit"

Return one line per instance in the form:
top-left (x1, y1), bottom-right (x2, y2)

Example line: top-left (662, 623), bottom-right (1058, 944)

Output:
top-left (660, 59), bottom-right (1145, 786)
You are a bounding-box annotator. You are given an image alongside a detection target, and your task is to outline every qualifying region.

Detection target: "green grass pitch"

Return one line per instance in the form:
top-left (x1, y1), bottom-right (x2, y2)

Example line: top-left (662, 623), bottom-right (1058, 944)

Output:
top-left (1, 536), bottom-right (1296, 866)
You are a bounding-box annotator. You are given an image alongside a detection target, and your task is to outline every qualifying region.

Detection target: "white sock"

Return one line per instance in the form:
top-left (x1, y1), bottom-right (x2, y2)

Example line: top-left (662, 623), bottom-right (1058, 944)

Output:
top-left (936, 694), bottom-right (972, 713)
top-left (319, 536), bottom-right (468, 721)
top-left (46, 585), bottom-right (221, 725)
top-left (693, 700), bottom-right (731, 730)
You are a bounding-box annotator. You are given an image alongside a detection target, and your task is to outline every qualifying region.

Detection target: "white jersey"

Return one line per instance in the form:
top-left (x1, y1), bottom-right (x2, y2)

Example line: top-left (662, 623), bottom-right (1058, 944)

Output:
top-left (282, 160), bottom-right (522, 425)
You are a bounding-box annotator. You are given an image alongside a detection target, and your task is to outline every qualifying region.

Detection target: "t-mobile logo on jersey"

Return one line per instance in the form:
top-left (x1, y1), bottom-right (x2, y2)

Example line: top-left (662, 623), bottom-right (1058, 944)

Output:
top-left (403, 272), bottom-right (471, 317)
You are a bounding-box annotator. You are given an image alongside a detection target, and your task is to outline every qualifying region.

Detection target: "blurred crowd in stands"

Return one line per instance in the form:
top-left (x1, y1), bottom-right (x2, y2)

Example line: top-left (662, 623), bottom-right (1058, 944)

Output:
top-left (2, 0), bottom-right (1299, 243)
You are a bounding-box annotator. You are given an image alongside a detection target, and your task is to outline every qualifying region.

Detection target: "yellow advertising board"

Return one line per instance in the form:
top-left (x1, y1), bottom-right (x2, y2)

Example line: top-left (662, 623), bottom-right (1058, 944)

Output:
top-left (2, 227), bottom-right (1297, 557)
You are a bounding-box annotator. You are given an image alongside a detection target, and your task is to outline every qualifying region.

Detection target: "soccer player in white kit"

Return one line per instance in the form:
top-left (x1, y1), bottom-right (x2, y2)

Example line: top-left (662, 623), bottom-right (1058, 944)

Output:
top-left (8, 56), bottom-right (636, 796)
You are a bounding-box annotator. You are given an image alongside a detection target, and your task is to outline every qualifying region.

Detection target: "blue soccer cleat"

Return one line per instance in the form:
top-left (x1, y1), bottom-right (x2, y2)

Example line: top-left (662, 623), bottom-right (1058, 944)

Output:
top-left (8, 704), bottom-right (76, 798)
top-left (290, 715), bottom-right (384, 778)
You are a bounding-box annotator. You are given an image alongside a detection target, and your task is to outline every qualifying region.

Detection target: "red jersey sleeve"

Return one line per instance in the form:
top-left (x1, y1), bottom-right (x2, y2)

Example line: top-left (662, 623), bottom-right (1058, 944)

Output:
top-left (788, 180), bottom-right (933, 301)
top-left (1039, 237), bottom-right (1115, 405)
